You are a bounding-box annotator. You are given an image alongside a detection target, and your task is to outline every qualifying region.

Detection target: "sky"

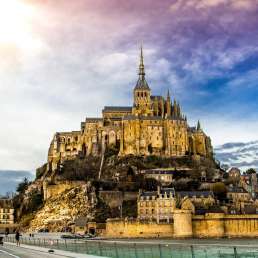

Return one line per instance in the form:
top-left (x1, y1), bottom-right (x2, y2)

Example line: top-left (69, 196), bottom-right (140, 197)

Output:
top-left (1, 0), bottom-right (258, 172)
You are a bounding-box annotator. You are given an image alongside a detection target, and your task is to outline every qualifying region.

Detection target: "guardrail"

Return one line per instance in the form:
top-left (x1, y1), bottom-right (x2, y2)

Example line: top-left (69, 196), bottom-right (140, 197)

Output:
top-left (4, 236), bottom-right (258, 258)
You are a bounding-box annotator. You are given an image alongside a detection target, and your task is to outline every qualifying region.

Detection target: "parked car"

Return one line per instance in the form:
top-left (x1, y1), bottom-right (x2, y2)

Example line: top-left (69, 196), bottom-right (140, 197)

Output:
top-left (38, 228), bottom-right (49, 233)
top-left (61, 234), bottom-right (94, 239)
top-left (0, 236), bottom-right (3, 246)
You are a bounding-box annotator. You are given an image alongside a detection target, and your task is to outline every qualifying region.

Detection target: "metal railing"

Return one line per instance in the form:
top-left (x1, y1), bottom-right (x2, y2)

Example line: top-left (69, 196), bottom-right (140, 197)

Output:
top-left (5, 236), bottom-right (258, 258)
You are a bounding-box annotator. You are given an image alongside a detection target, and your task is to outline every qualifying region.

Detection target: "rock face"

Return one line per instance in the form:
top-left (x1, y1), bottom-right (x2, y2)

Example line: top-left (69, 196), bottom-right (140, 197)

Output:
top-left (29, 183), bottom-right (96, 232)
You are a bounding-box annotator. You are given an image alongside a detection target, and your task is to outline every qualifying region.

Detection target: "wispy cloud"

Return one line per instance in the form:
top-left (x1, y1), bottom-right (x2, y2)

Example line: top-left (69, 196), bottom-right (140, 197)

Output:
top-left (0, 0), bottom-right (258, 172)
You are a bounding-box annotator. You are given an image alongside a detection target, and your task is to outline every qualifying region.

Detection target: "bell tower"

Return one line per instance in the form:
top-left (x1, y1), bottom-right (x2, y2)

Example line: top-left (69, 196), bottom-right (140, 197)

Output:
top-left (133, 46), bottom-right (152, 116)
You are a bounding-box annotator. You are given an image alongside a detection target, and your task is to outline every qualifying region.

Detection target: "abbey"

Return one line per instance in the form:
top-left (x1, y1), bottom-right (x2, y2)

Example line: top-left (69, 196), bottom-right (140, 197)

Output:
top-left (48, 48), bottom-right (213, 170)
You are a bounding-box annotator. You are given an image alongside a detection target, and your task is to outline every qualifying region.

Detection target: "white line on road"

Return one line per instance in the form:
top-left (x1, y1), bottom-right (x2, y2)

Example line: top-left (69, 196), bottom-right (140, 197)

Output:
top-left (0, 249), bottom-right (20, 258)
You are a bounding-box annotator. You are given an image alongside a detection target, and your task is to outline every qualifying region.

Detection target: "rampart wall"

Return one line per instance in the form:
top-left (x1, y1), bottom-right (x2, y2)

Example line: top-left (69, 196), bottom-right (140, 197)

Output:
top-left (106, 211), bottom-right (258, 238)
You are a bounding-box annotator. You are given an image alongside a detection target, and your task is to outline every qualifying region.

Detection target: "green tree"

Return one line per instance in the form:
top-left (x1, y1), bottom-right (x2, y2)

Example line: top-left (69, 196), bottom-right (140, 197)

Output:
top-left (212, 182), bottom-right (227, 201)
top-left (246, 168), bottom-right (256, 174)
top-left (16, 178), bottom-right (30, 193)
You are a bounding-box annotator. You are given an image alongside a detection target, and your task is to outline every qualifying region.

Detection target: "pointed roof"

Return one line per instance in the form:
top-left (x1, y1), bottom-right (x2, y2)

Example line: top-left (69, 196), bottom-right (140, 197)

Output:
top-left (167, 89), bottom-right (171, 99)
top-left (134, 46), bottom-right (150, 91)
top-left (197, 120), bottom-right (201, 131)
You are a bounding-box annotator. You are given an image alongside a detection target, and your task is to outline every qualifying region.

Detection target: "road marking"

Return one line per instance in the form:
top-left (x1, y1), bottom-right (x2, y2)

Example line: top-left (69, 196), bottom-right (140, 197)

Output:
top-left (0, 249), bottom-right (20, 258)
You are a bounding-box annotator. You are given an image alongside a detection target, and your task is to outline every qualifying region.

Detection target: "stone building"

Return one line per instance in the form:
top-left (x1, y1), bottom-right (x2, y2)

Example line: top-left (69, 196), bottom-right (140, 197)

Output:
top-left (227, 186), bottom-right (251, 203)
top-left (137, 187), bottom-right (176, 223)
top-left (47, 47), bottom-right (213, 171)
top-left (177, 191), bottom-right (215, 214)
top-left (240, 173), bottom-right (258, 199)
top-left (0, 198), bottom-right (16, 234)
top-left (0, 199), bottom-right (14, 225)
top-left (140, 168), bottom-right (192, 186)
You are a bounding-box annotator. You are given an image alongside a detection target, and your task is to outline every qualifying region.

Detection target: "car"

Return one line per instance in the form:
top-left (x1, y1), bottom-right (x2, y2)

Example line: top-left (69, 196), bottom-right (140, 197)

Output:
top-left (0, 236), bottom-right (3, 246)
top-left (38, 228), bottom-right (49, 233)
top-left (61, 234), bottom-right (85, 239)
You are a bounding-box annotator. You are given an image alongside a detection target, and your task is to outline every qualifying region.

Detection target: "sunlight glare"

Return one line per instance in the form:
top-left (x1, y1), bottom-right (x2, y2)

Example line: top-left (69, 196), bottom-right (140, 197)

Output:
top-left (0, 0), bottom-right (40, 50)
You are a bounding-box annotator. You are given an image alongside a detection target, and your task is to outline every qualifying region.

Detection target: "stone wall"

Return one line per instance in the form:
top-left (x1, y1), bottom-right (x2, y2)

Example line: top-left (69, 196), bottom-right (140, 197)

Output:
top-left (0, 224), bottom-right (18, 234)
top-left (106, 218), bottom-right (173, 238)
top-left (99, 191), bottom-right (138, 208)
top-left (105, 212), bottom-right (258, 238)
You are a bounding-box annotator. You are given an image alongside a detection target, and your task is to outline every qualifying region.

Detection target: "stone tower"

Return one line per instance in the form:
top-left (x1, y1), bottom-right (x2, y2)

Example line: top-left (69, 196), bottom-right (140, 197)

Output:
top-left (133, 46), bottom-right (152, 116)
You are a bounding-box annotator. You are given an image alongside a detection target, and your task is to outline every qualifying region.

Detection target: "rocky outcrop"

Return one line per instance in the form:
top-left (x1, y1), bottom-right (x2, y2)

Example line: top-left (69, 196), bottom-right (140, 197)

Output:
top-left (29, 183), bottom-right (96, 232)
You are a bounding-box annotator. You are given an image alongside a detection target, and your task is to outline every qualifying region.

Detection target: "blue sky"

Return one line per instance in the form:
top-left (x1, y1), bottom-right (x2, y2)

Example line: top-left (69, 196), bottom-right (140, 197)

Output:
top-left (0, 0), bottom-right (258, 172)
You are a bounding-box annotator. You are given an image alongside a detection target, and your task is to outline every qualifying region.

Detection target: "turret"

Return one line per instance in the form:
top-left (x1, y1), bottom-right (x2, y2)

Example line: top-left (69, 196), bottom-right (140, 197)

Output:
top-left (154, 96), bottom-right (159, 116)
top-left (166, 89), bottom-right (171, 117)
top-left (173, 99), bottom-right (177, 118)
top-left (177, 102), bottom-right (181, 118)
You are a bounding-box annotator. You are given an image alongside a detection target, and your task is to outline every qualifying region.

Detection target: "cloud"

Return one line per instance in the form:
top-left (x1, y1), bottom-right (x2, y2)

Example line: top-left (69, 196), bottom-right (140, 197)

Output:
top-left (170, 0), bottom-right (258, 11)
top-left (0, 0), bottom-right (258, 172)
top-left (230, 0), bottom-right (258, 10)
top-left (0, 170), bottom-right (34, 196)
top-left (226, 69), bottom-right (258, 89)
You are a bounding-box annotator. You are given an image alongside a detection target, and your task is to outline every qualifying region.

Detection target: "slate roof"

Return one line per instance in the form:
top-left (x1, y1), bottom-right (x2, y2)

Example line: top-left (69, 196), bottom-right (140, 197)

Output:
top-left (227, 186), bottom-right (248, 193)
top-left (103, 106), bottom-right (132, 112)
top-left (150, 95), bottom-right (164, 100)
top-left (177, 191), bottom-right (214, 198)
top-left (139, 191), bottom-right (157, 199)
top-left (134, 78), bottom-right (150, 90)
top-left (86, 118), bottom-right (103, 123)
top-left (160, 188), bottom-right (175, 196)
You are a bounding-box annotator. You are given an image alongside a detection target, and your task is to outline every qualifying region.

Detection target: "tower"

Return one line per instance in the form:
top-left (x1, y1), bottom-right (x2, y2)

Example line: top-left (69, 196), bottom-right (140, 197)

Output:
top-left (133, 46), bottom-right (152, 116)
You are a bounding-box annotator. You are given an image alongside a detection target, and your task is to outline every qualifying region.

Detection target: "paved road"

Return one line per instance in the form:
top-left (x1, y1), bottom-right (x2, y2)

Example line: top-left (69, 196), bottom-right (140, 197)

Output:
top-left (0, 245), bottom-right (69, 258)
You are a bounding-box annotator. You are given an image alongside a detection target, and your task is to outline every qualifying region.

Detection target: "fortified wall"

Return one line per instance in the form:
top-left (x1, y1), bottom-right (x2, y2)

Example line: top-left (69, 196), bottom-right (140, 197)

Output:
top-left (106, 210), bottom-right (258, 238)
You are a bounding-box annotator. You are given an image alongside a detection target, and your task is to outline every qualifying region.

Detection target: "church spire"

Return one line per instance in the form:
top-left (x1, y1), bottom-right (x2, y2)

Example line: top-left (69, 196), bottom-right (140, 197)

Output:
top-left (139, 45), bottom-right (145, 79)
top-left (197, 120), bottom-right (201, 131)
top-left (134, 45), bottom-right (150, 90)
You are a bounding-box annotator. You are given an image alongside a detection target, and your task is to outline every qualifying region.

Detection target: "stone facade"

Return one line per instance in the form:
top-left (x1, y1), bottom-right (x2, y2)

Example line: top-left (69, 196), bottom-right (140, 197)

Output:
top-left (47, 47), bottom-right (213, 171)
top-left (0, 199), bottom-right (14, 225)
top-left (0, 199), bottom-right (16, 234)
top-left (137, 188), bottom-right (215, 222)
top-left (137, 187), bottom-right (176, 223)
